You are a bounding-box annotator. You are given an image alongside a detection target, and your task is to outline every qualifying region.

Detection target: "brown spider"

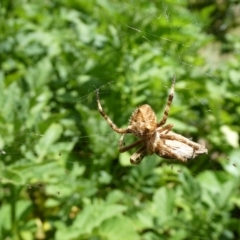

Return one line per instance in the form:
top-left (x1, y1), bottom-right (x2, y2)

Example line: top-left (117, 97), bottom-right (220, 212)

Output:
top-left (96, 77), bottom-right (208, 165)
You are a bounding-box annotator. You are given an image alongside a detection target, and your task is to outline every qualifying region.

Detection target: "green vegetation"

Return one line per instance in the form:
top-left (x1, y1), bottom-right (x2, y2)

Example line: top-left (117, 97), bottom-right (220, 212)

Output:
top-left (0, 0), bottom-right (239, 239)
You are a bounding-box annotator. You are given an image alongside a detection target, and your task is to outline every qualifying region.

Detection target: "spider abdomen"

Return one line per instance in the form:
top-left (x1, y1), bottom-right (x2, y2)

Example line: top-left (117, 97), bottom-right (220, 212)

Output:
top-left (128, 104), bottom-right (157, 137)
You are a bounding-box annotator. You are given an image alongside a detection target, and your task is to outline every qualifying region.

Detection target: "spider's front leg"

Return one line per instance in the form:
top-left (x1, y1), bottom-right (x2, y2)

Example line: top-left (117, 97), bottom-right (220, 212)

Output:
top-left (96, 89), bottom-right (131, 134)
top-left (157, 76), bottom-right (175, 127)
top-left (118, 134), bottom-right (143, 153)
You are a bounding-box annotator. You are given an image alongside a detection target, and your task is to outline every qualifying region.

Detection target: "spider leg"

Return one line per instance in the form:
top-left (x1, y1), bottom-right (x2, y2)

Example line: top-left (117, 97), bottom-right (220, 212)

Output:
top-left (118, 134), bottom-right (125, 148)
top-left (96, 89), bottom-right (131, 134)
top-left (161, 133), bottom-right (200, 150)
top-left (119, 138), bottom-right (143, 153)
top-left (130, 146), bottom-right (147, 165)
top-left (157, 124), bottom-right (174, 146)
top-left (156, 143), bottom-right (187, 162)
top-left (157, 76), bottom-right (175, 127)
top-left (157, 124), bottom-right (174, 133)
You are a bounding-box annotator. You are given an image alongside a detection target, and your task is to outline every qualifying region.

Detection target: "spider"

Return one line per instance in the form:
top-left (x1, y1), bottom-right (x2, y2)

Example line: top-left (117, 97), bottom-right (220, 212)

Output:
top-left (96, 77), bottom-right (208, 165)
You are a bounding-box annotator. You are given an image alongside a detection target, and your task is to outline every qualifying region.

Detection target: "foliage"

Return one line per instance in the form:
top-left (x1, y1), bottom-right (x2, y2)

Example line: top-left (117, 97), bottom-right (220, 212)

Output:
top-left (0, 0), bottom-right (240, 239)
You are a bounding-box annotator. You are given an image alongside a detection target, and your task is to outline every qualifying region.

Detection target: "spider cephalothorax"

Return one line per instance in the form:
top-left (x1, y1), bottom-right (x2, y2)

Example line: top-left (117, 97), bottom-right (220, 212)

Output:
top-left (96, 77), bottom-right (208, 165)
top-left (128, 104), bottom-right (157, 137)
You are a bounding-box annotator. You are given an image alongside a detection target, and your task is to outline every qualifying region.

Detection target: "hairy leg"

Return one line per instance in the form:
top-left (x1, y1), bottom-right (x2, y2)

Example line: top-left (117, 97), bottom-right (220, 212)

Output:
top-left (96, 89), bottom-right (130, 134)
top-left (119, 139), bottom-right (143, 153)
top-left (157, 76), bottom-right (175, 127)
top-left (130, 146), bottom-right (146, 165)
top-left (157, 124), bottom-right (174, 133)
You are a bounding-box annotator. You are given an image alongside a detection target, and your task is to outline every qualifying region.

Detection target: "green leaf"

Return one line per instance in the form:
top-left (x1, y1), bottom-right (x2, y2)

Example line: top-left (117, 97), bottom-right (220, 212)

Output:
top-left (119, 151), bottom-right (132, 166)
top-left (35, 123), bottom-right (63, 161)
top-left (218, 180), bottom-right (237, 209)
top-left (197, 171), bottom-right (221, 193)
top-left (72, 202), bottom-right (127, 234)
top-left (153, 187), bottom-right (175, 223)
top-left (0, 163), bottom-right (23, 184)
top-left (99, 216), bottom-right (139, 240)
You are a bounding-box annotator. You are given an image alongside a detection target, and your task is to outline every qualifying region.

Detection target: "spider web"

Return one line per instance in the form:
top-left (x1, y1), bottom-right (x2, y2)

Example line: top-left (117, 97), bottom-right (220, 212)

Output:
top-left (0, 0), bottom-right (240, 239)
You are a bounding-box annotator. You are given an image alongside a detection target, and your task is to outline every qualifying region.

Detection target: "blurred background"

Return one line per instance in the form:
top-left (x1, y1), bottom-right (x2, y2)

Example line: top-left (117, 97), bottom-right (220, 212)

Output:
top-left (0, 0), bottom-right (240, 239)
